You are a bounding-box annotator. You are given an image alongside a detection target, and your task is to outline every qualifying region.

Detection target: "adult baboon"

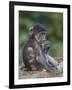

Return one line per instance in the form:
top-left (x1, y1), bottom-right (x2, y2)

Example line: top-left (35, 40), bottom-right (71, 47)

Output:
top-left (22, 24), bottom-right (62, 73)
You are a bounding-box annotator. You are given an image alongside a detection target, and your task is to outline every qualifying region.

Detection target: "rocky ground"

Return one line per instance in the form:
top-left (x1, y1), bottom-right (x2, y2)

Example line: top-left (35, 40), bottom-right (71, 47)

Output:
top-left (19, 57), bottom-right (63, 79)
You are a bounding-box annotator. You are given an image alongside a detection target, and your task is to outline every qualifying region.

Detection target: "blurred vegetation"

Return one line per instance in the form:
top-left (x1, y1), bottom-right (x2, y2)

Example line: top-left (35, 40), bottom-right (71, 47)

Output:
top-left (19, 11), bottom-right (63, 64)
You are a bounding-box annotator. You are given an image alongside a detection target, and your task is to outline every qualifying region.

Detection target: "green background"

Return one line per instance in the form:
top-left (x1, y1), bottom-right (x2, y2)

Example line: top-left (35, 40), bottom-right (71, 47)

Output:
top-left (19, 11), bottom-right (63, 64)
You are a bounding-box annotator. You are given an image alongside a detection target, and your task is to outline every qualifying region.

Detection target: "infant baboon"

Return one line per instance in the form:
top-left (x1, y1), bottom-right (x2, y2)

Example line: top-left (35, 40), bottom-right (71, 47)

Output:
top-left (22, 24), bottom-right (62, 73)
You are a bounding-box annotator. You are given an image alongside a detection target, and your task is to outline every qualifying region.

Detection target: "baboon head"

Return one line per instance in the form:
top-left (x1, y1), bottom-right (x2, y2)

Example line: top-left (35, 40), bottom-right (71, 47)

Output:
top-left (29, 23), bottom-right (51, 53)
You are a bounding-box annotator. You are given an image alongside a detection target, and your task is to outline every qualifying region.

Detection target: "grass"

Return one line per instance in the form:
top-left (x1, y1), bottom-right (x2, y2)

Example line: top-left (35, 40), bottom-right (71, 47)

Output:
top-left (48, 42), bottom-right (63, 57)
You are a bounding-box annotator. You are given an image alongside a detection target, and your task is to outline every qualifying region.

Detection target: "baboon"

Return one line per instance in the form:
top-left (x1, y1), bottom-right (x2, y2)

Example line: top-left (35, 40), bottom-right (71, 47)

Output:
top-left (22, 24), bottom-right (62, 73)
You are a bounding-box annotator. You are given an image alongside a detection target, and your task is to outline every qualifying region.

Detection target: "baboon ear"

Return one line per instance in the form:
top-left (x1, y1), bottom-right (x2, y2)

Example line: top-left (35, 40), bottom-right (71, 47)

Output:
top-left (29, 27), bottom-right (33, 35)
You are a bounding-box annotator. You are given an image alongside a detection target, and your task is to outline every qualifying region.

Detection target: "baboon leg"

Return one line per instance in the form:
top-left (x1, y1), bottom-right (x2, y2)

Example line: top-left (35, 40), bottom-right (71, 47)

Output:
top-left (48, 55), bottom-right (58, 67)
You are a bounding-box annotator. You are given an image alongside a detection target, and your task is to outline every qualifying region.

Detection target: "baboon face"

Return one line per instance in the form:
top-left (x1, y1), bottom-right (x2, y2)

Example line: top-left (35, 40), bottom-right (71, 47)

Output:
top-left (35, 31), bottom-right (51, 53)
top-left (35, 31), bottom-right (47, 42)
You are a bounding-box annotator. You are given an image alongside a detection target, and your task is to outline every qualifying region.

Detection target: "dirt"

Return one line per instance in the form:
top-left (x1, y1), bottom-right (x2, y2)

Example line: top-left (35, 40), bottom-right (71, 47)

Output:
top-left (19, 57), bottom-right (63, 79)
